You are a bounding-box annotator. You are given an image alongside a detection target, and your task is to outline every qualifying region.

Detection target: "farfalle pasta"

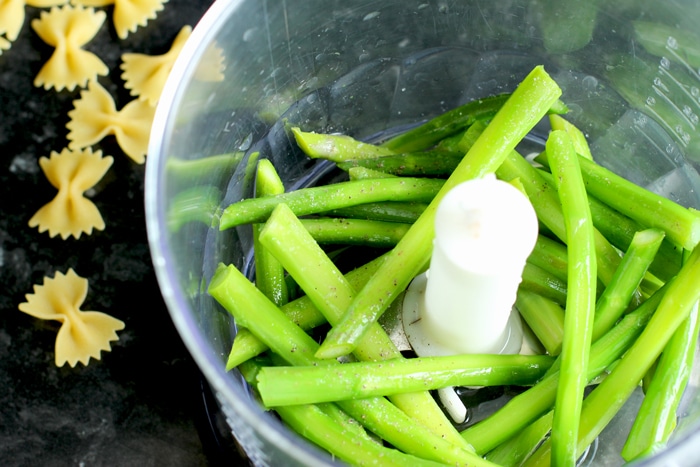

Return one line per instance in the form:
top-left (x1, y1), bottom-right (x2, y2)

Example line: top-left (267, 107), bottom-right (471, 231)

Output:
top-left (1, 0), bottom-right (68, 47)
top-left (71, 0), bottom-right (168, 39)
top-left (31, 4), bottom-right (109, 91)
top-left (29, 147), bottom-right (113, 239)
top-left (66, 80), bottom-right (155, 164)
top-left (193, 40), bottom-right (226, 83)
top-left (121, 25), bottom-right (190, 107)
top-left (18, 269), bottom-right (125, 367)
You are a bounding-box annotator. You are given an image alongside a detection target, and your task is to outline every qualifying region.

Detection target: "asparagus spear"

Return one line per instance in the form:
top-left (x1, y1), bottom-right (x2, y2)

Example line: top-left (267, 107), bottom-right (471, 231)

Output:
top-left (347, 166), bottom-right (399, 180)
top-left (520, 263), bottom-right (568, 306)
top-left (484, 411), bottom-right (554, 466)
top-left (549, 114), bottom-right (593, 160)
top-left (529, 235), bottom-right (569, 283)
top-left (316, 65), bottom-right (563, 359)
top-left (622, 291), bottom-right (700, 460)
top-left (515, 290), bottom-right (565, 355)
top-left (546, 130), bottom-right (598, 467)
top-left (226, 159), bottom-right (290, 372)
top-left (592, 228), bottom-right (665, 341)
top-left (321, 201), bottom-right (428, 223)
top-left (337, 151), bottom-right (463, 177)
top-left (220, 177), bottom-right (444, 230)
top-left (257, 353), bottom-right (553, 407)
top-left (291, 127), bottom-right (396, 162)
top-left (300, 218), bottom-right (411, 247)
top-left (252, 159), bottom-right (288, 305)
top-left (378, 93), bottom-right (512, 153)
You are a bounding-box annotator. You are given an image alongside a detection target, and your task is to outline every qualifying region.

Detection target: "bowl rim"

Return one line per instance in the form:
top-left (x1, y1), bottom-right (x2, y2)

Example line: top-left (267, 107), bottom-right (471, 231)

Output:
top-left (144, 1), bottom-right (337, 464)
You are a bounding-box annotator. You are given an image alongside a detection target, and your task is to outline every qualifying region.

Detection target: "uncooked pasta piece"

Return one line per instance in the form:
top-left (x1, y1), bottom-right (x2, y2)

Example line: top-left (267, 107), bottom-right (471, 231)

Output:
top-left (1, 1), bottom-right (66, 45)
top-left (31, 4), bottom-right (109, 91)
top-left (120, 25), bottom-right (191, 107)
top-left (193, 40), bottom-right (226, 83)
top-left (18, 269), bottom-right (125, 367)
top-left (29, 147), bottom-right (113, 239)
top-left (71, 0), bottom-right (168, 39)
top-left (66, 80), bottom-right (155, 164)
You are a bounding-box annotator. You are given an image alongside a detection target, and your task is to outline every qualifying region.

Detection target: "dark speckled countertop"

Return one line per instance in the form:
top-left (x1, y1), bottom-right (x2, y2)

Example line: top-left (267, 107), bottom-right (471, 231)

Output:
top-left (0, 1), bottom-right (246, 465)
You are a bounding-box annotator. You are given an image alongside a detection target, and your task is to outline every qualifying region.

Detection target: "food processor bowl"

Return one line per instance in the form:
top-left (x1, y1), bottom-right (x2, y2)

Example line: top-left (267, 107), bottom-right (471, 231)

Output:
top-left (145, 0), bottom-right (700, 465)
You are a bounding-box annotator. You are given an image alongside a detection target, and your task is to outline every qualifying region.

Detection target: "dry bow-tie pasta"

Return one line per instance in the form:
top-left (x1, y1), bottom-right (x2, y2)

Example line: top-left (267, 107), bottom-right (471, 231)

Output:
top-left (66, 80), bottom-right (155, 163)
top-left (31, 4), bottom-right (109, 91)
top-left (70, 0), bottom-right (167, 40)
top-left (29, 147), bottom-right (113, 239)
top-left (121, 25), bottom-right (191, 107)
top-left (193, 41), bottom-right (226, 83)
top-left (18, 269), bottom-right (125, 367)
top-left (0, 0), bottom-right (68, 49)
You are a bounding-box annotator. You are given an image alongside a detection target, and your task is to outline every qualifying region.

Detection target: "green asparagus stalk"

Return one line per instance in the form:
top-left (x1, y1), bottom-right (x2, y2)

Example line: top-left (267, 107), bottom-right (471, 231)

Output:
top-left (529, 235), bottom-right (569, 283)
top-left (253, 159), bottom-right (288, 305)
top-left (321, 201), bottom-right (428, 223)
top-left (227, 159), bottom-right (289, 373)
top-left (291, 127), bottom-right (396, 162)
top-left (592, 228), bottom-right (665, 341)
top-left (167, 185), bottom-right (222, 232)
top-left (515, 290), bottom-right (565, 356)
top-left (273, 403), bottom-right (450, 467)
top-left (549, 114), bottom-right (593, 160)
top-left (220, 177), bottom-right (443, 230)
top-left (208, 263), bottom-right (489, 465)
top-left (225, 253), bottom-right (388, 370)
top-left (633, 20), bottom-right (700, 69)
top-left (621, 297), bottom-right (700, 460)
top-left (258, 203), bottom-right (474, 452)
top-left (316, 65), bottom-right (563, 359)
top-left (525, 247), bottom-right (700, 466)
top-left (337, 151), bottom-right (462, 177)
top-left (256, 353), bottom-right (554, 407)
top-left (347, 166), bottom-right (398, 180)
top-left (300, 218), bottom-right (411, 247)
top-left (379, 93), bottom-right (512, 153)
top-left (461, 283), bottom-right (668, 455)
top-left (546, 130), bottom-right (598, 467)
top-left (484, 411), bottom-right (554, 467)
top-left (166, 151), bottom-right (244, 185)
top-left (520, 263), bottom-right (568, 306)
top-left (536, 151), bottom-right (700, 250)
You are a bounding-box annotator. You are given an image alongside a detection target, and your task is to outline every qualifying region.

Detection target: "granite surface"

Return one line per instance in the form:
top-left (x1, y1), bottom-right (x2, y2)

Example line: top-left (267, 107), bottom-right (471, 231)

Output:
top-left (0, 1), bottom-right (246, 465)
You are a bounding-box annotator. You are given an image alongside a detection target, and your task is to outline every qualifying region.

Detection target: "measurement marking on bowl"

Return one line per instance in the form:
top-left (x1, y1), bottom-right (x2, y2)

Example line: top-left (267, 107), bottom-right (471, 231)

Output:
top-left (643, 39), bottom-right (700, 152)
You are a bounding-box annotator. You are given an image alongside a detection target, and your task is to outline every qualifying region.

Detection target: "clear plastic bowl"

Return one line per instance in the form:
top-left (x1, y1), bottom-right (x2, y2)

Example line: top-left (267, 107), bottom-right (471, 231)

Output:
top-left (145, 1), bottom-right (700, 465)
